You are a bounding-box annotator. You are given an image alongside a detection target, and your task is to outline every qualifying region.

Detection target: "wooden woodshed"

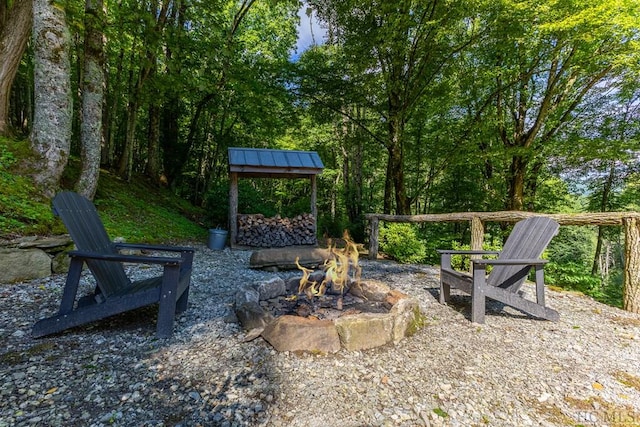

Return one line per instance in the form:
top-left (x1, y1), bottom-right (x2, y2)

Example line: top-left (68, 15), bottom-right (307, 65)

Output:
top-left (227, 147), bottom-right (324, 247)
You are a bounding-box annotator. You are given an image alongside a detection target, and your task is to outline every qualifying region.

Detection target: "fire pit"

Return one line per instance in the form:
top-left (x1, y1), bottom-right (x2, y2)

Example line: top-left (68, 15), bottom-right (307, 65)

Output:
top-left (235, 239), bottom-right (424, 353)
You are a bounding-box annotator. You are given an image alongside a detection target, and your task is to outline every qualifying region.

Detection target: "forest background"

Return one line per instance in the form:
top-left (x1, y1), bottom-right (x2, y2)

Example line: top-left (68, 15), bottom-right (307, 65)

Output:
top-left (0, 0), bottom-right (639, 309)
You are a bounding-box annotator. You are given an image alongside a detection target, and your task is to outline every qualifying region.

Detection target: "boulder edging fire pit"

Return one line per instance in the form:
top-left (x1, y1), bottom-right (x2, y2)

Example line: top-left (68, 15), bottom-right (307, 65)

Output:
top-left (234, 276), bottom-right (425, 353)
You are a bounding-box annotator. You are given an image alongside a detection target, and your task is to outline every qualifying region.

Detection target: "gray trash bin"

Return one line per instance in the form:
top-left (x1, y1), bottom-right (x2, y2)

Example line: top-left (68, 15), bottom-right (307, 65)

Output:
top-left (208, 228), bottom-right (228, 250)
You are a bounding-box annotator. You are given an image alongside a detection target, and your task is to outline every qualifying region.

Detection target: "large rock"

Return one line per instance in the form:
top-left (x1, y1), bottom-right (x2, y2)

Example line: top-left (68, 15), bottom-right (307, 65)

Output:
top-left (256, 277), bottom-right (286, 300)
top-left (234, 281), bottom-right (282, 332)
top-left (16, 235), bottom-right (72, 249)
top-left (349, 279), bottom-right (391, 301)
top-left (52, 251), bottom-right (71, 274)
top-left (335, 313), bottom-right (394, 351)
top-left (0, 248), bottom-right (51, 283)
top-left (261, 315), bottom-right (341, 353)
top-left (389, 295), bottom-right (422, 344)
top-left (235, 284), bottom-right (261, 306)
top-left (249, 247), bottom-right (333, 270)
top-left (235, 301), bottom-right (274, 332)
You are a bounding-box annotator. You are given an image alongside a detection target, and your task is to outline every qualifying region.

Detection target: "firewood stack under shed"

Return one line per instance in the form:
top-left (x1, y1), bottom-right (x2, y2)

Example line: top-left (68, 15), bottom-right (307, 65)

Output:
top-left (236, 213), bottom-right (317, 247)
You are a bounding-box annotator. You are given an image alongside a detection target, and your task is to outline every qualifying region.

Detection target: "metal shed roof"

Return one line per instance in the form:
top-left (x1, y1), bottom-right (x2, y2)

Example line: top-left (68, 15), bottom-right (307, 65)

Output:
top-left (228, 147), bottom-right (324, 178)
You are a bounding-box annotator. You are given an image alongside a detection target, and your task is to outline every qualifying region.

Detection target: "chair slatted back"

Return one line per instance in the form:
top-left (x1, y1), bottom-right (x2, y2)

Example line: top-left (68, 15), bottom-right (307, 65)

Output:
top-left (487, 216), bottom-right (559, 289)
top-left (53, 192), bottom-right (130, 298)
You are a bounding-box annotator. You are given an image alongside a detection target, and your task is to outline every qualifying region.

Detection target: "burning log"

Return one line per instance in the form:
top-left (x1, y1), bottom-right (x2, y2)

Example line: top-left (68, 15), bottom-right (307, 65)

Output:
top-left (237, 213), bottom-right (317, 247)
top-left (295, 232), bottom-right (362, 310)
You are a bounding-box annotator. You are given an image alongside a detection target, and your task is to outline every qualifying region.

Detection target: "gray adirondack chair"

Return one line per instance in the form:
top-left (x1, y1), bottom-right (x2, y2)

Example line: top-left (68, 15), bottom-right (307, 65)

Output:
top-left (32, 191), bottom-right (194, 338)
top-left (438, 216), bottom-right (560, 323)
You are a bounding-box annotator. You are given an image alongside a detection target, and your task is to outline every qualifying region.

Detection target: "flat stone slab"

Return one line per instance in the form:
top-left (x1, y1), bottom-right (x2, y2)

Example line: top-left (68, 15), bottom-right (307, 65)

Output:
top-left (249, 247), bottom-right (333, 270)
top-left (262, 315), bottom-right (342, 353)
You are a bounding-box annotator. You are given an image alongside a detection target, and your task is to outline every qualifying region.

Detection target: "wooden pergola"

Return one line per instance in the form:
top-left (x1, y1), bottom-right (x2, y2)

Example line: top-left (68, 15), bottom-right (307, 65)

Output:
top-left (227, 147), bottom-right (324, 247)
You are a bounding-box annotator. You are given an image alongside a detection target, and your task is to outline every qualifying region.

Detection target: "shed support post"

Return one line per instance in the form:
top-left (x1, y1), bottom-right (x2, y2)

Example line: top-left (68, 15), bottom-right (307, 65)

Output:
top-left (229, 172), bottom-right (238, 247)
top-left (623, 217), bottom-right (640, 313)
top-left (311, 174), bottom-right (317, 240)
top-left (368, 216), bottom-right (379, 260)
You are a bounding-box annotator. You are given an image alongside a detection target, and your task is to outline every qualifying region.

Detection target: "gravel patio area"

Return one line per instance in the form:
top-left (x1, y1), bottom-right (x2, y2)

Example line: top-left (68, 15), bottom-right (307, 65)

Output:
top-left (1, 245), bottom-right (640, 426)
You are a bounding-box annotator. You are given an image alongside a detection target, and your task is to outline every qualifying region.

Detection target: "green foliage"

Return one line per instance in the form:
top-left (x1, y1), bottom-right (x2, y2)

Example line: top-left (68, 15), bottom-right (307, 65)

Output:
top-left (317, 212), bottom-right (349, 239)
top-left (433, 408), bottom-right (449, 418)
top-left (0, 140), bottom-right (61, 236)
top-left (418, 223), bottom-right (461, 265)
top-left (204, 180), bottom-right (279, 227)
top-left (545, 262), bottom-right (623, 308)
top-left (448, 240), bottom-right (503, 271)
top-left (379, 223), bottom-right (427, 264)
top-left (546, 226), bottom-right (597, 266)
top-left (546, 261), bottom-right (605, 295)
top-left (94, 171), bottom-right (207, 243)
top-left (0, 137), bottom-right (206, 242)
top-left (532, 177), bottom-right (584, 213)
top-left (0, 143), bottom-right (16, 168)
top-left (545, 225), bottom-right (623, 307)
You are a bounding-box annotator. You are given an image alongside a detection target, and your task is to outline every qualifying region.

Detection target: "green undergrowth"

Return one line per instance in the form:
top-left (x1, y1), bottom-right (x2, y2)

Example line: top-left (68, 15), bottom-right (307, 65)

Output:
top-left (0, 137), bottom-right (207, 243)
top-left (90, 170), bottom-right (207, 243)
top-left (0, 137), bottom-right (61, 236)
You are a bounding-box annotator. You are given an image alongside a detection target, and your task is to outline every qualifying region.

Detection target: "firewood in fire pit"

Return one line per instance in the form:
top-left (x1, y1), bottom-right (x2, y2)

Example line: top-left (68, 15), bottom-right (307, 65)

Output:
top-left (295, 303), bottom-right (313, 317)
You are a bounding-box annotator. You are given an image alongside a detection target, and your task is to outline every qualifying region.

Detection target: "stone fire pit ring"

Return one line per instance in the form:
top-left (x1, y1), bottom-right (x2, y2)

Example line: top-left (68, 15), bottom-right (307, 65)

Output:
top-left (234, 276), bottom-right (425, 353)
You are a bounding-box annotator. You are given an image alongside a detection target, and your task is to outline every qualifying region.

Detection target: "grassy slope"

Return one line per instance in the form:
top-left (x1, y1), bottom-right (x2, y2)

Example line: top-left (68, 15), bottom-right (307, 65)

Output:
top-left (0, 136), bottom-right (207, 243)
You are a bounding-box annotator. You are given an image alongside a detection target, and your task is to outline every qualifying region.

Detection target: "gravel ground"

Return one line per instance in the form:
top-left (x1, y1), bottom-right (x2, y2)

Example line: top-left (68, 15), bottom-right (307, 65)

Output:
top-left (1, 245), bottom-right (640, 427)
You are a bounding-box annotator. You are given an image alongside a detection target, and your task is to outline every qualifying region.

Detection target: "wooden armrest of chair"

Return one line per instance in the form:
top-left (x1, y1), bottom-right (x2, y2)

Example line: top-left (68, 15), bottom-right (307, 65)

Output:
top-left (68, 250), bottom-right (186, 266)
top-left (471, 258), bottom-right (548, 266)
top-left (114, 242), bottom-right (195, 253)
top-left (437, 249), bottom-right (501, 256)
top-left (439, 250), bottom-right (502, 272)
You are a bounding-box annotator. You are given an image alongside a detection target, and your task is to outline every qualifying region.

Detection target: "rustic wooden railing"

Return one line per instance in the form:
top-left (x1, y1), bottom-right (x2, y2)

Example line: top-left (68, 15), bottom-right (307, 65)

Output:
top-left (365, 211), bottom-right (640, 313)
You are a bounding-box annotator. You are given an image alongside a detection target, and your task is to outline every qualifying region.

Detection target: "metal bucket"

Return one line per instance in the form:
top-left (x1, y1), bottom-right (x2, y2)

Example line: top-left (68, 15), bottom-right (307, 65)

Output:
top-left (208, 228), bottom-right (228, 250)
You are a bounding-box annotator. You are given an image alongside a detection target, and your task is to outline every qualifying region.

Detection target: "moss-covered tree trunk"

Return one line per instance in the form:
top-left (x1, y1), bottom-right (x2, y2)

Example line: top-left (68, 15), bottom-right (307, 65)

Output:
top-left (76, 0), bottom-right (105, 200)
top-left (31, 0), bottom-right (72, 197)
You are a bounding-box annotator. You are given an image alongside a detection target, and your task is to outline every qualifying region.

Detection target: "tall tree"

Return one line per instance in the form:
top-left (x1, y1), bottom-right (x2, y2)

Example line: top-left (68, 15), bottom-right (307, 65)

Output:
top-left (475, 0), bottom-right (640, 211)
top-left (76, 0), bottom-right (106, 199)
top-left (0, 0), bottom-right (32, 135)
top-left (309, 0), bottom-right (481, 214)
top-left (116, 0), bottom-right (172, 181)
top-left (30, 0), bottom-right (72, 197)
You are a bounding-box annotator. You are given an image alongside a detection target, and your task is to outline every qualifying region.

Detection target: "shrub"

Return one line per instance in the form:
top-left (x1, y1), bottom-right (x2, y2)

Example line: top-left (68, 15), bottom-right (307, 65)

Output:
top-left (447, 240), bottom-right (503, 271)
top-left (379, 223), bottom-right (426, 263)
top-left (546, 261), bottom-right (622, 308)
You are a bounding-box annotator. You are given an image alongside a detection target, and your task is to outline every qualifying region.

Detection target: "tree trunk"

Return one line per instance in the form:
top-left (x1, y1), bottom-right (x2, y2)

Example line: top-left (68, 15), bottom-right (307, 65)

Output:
top-left (30, 0), bottom-right (72, 198)
top-left (0, 0), bottom-right (32, 136)
top-left (117, 99), bottom-right (137, 181)
top-left (161, 101), bottom-right (181, 185)
top-left (592, 163), bottom-right (616, 274)
top-left (344, 106), bottom-right (364, 227)
top-left (116, 0), bottom-right (171, 181)
top-left (383, 153), bottom-right (394, 214)
top-left (386, 91), bottom-right (409, 215)
top-left (387, 130), bottom-right (409, 214)
top-left (76, 0), bottom-right (105, 200)
top-left (507, 154), bottom-right (526, 211)
top-left (102, 47), bottom-right (124, 167)
top-left (623, 217), bottom-right (640, 314)
top-left (146, 102), bottom-right (162, 183)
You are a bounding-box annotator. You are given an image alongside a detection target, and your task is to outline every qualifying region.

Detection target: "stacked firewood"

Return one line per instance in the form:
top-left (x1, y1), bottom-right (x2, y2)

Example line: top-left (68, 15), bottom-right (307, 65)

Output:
top-left (237, 213), bottom-right (317, 247)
